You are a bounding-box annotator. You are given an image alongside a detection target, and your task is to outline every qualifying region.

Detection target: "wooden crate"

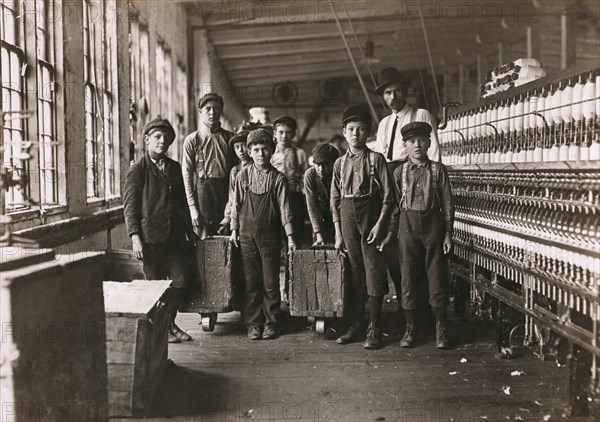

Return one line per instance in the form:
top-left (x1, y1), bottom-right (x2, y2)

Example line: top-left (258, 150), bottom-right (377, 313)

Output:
top-left (103, 280), bottom-right (171, 417)
top-left (182, 236), bottom-right (242, 314)
top-left (1, 249), bottom-right (108, 422)
top-left (289, 247), bottom-right (348, 318)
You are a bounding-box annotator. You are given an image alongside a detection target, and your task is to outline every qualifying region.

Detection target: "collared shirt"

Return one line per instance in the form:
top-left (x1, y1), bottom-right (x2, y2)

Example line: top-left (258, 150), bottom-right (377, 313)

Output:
top-left (271, 146), bottom-right (308, 193)
top-left (304, 166), bottom-right (332, 234)
top-left (330, 148), bottom-right (395, 224)
top-left (230, 164), bottom-right (294, 236)
top-left (182, 123), bottom-right (233, 208)
top-left (375, 103), bottom-right (441, 162)
top-left (149, 156), bottom-right (166, 173)
top-left (390, 159), bottom-right (454, 235)
top-left (221, 157), bottom-right (253, 226)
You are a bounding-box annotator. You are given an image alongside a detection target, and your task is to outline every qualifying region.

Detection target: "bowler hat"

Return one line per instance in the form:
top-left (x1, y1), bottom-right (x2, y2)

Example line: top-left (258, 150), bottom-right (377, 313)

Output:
top-left (272, 116), bottom-right (297, 131)
top-left (375, 67), bottom-right (406, 95)
top-left (198, 92), bottom-right (224, 109)
top-left (143, 116), bottom-right (176, 143)
top-left (247, 128), bottom-right (275, 151)
top-left (312, 143), bottom-right (340, 164)
top-left (400, 121), bottom-right (432, 140)
top-left (342, 104), bottom-right (372, 128)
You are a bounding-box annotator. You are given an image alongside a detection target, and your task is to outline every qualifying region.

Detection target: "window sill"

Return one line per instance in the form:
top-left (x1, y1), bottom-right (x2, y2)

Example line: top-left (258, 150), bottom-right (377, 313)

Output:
top-left (4, 205), bottom-right (68, 224)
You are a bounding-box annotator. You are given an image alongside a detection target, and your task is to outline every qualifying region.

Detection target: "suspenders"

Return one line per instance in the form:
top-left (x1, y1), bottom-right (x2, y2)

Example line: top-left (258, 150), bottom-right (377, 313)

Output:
top-left (339, 151), bottom-right (378, 198)
top-left (400, 161), bottom-right (439, 210)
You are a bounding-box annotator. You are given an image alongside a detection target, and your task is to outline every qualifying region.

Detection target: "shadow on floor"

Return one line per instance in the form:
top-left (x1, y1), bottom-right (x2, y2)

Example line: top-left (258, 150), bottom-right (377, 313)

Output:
top-left (149, 363), bottom-right (234, 418)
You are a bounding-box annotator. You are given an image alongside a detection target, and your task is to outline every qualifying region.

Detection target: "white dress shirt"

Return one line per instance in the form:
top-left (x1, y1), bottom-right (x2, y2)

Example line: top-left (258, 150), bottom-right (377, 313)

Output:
top-left (375, 103), bottom-right (441, 162)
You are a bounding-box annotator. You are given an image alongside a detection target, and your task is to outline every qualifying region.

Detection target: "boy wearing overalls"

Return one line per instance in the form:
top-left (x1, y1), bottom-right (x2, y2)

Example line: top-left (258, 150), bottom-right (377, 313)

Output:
top-left (304, 143), bottom-right (339, 245)
top-left (331, 104), bottom-right (395, 349)
top-left (230, 129), bottom-right (297, 340)
top-left (390, 121), bottom-right (454, 349)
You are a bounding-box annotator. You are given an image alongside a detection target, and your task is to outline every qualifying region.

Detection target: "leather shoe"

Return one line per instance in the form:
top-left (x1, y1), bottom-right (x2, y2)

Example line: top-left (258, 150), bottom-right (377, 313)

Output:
top-left (436, 321), bottom-right (451, 349)
top-left (247, 326), bottom-right (262, 340)
top-left (170, 322), bottom-right (192, 342)
top-left (262, 325), bottom-right (278, 340)
top-left (363, 322), bottom-right (382, 349)
top-left (400, 322), bottom-right (417, 348)
top-left (336, 324), bottom-right (362, 345)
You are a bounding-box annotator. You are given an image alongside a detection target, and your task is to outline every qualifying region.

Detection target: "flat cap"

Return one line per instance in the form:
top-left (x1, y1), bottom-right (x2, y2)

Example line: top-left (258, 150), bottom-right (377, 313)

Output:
top-left (375, 67), bottom-right (406, 95)
top-left (342, 104), bottom-right (372, 127)
top-left (198, 92), bottom-right (224, 109)
top-left (400, 121), bottom-right (432, 140)
top-left (312, 143), bottom-right (340, 164)
top-left (247, 128), bottom-right (275, 150)
top-left (143, 117), bottom-right (176, 143)
top-left (229, 130), bottom-right (249, 148)
top-left (272, 116), bottom-right (297, 131)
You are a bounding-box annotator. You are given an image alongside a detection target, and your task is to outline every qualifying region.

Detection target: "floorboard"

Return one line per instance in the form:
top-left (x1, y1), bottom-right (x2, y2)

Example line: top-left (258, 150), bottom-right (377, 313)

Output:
top-left (111, 304), bottom-right (577, 422)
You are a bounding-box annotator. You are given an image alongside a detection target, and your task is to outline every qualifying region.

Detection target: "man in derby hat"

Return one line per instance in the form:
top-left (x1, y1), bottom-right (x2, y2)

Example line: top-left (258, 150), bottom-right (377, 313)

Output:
top-left (374, 67), bottom-right (441, 163)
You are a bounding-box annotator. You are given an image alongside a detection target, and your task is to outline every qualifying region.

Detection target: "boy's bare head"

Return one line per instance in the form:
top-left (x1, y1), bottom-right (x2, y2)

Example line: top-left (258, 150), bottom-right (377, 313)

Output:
top-left (273, 116), bottom-right (297, 150)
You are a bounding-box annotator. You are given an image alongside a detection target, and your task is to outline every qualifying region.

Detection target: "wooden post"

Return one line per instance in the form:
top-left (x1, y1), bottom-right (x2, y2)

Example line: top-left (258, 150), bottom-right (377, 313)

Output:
top-left (498, 42), bottom-right (504, 66)
top-left (526, 25), bottom-right (540, 59)
top-left (458, 64), bottom-right (465, 105)
top-left (561, 9), bottom-right (576, 70)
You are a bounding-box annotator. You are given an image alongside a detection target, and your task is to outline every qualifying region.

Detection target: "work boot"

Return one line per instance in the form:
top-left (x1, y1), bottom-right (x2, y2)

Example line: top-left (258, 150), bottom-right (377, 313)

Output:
top-left (336, 324), bottom-right (363, 345)
top-left (262, 325), bottom-right (278, 340)
top-left (363, 322), bottom-right (382, 349)
top-left (400, 322), bottom-right (417, 348)
top-left (247, 326), bottom-right (262, 340)
top-left (436, 321), bottom-right (451, 349)
top-left (168, 330), bottom-right (181, 344)
top-left (170, 322), bottom-right (192, 342)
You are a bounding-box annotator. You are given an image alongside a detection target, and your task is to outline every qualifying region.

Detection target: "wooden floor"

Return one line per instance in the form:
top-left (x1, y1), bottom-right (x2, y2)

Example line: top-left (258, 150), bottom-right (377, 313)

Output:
top-left (112, 303), bottom-right (579, 422)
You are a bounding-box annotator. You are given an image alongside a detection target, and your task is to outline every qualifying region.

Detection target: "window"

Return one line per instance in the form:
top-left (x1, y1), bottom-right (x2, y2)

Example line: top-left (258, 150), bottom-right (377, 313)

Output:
top-left (83, 0), bottom-right (119, 200)
top-left (175, 63), bottom-right (188, 159)
top-left (1, 0), bottom-right (27, 211)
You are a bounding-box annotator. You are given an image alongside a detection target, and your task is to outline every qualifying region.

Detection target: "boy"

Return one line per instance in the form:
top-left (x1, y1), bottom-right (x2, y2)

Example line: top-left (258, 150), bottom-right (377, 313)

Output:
top-left (183, 93), bottom-right (234, 238)
top-left (123, 117), bottom-right (194, 343)
top-left (330, 104), bottom-right (395, 349)
top-left (270, 116), bottom-right (309, 245)
top-left (230, 129), bottom-right (297, 340)
top-left (218, 123), bottom-right (256, 234)
top-left (389, 121), bottom-right (454, 349)
top-left (304, 143), bottom-right (339, 245)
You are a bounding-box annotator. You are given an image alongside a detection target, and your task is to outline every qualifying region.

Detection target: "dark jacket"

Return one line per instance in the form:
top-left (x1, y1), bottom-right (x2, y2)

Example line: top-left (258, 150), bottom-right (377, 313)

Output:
top-left (124, 154), bottom-right (193, 243)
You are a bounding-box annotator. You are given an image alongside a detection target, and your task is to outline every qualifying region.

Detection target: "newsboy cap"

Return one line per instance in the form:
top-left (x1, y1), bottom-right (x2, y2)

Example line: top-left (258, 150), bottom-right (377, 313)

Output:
top-left (229, 131), bottom-right (249, 148)
top-left (272, 116), bottom-right (297, 131)
top-left (198, 92), bottom-right (224, 109)
top-left (400, 121), bottom-right (432, 140)
top-left (342, 104), bottom-right (372, 127)
top-left (247, 128), bottom-right (275, 150)
top-left (312, 143), bottom-right (340, 165)
top-left (375, 67), bottom-right (406, 95)
top-left (143, 116), bottom-right (176, 143)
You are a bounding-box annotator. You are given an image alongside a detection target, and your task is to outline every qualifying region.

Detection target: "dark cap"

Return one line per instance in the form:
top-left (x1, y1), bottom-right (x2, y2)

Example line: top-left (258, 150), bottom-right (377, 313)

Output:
top-left (198, 92), bottom-right (224, 109)
top-left (312, 143), bottom-right (340, 164)
top-left (342, 104), bottom-right (372, 127)
top-left (229, 131), bottom-right (249, 148)
top-left (143, 116), bottom-right (176, 143)
top-left (375, 67), bottom-right (406, 95)
top-left (247, 128), bottom-right (275, 151)
top-left (272, 116), bottom-right (297, 131)
top-left (400, 121), bottom-right (432, 140)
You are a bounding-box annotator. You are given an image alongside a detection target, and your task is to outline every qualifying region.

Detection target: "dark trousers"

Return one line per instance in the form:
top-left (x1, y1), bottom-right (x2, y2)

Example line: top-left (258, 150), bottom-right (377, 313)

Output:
top-left (340, 197), bottom-right (389, 323)
top-left (386, 237), bottom-right (402, 300)
top-left (196, 177), bottom-right (229, 236)
top-left (240, 236), bottom-right (282, 328)
top-left (399, 208), bottom-right (449, 311)
top-left (289, 191), bottom-right (308, 247)
top-left (143, 237), bottom-right (190, 319)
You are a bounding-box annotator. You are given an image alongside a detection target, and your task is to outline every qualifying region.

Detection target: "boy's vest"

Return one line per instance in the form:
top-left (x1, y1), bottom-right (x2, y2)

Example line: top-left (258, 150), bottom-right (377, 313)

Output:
top-left (399, 161), bottom-right (440, 211)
